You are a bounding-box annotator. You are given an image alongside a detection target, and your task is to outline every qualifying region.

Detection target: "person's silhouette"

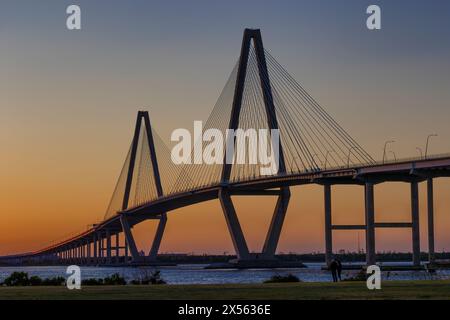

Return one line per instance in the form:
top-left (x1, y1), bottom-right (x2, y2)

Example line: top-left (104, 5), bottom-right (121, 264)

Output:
top-left (329, 259), bottom-right (338, 282)
top-left (336, 258), bottom-right (342, 281)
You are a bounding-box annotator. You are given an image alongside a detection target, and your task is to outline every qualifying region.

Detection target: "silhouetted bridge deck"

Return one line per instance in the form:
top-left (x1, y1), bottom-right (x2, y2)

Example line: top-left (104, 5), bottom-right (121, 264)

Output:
top-left (1, 29), bottom-right (448, 268)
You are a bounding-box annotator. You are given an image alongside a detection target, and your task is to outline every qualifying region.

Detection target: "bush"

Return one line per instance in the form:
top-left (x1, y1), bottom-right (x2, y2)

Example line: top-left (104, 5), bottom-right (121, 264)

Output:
top-left (29, 275), bottom-right (43, 286)
top-left (131, 270), bottom-right (166, 285)
top-left (42, 276), bottom-right (66, 286)
top-left (3, 272), bottom-right (30, 286)
top-left (82, 278), bottom-right (104, 286)
top-left (264, 274), bottom-right (301, 283)
top-left (2, 272), bottom-right (68, 287)
top-left (103, 273), bottom-right (126, 285)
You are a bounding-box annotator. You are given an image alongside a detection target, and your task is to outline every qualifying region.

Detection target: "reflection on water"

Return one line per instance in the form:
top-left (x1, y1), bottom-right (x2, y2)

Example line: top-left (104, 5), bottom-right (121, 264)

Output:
top-left (0, 263), bottom-right (449, 284)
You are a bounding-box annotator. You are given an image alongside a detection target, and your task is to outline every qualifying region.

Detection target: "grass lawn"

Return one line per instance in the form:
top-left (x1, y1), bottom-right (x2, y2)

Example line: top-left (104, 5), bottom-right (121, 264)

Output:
top-left (0, 280), bottom-right (449, 300)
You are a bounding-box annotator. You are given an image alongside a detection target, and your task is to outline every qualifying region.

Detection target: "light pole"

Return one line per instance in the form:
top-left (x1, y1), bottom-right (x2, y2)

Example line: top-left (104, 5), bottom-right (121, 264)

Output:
top-left (389, 151), bottom-right (397, 162)
top-left (382, 140), bottom-right (395, 164)
top-left (425, 134), bottom-right (437, 159)
top-left (416, 147), bottom-right (423, 159)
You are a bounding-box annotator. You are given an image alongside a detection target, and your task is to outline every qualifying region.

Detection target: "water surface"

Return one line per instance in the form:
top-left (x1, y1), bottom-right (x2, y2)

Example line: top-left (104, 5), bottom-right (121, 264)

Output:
top-left (1, 263), bottom-right (448, 284)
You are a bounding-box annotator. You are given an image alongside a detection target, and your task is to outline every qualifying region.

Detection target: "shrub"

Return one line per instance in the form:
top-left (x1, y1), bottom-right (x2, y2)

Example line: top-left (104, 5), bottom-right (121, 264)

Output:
top-left (103, 273), bottom-right (126, 285)
top-left (29, 275), bottom-right (43, 286)
top-left (3, 272), bottom-right (30, 286)
top-left (131, 270), bottom-right (166, 285)
top-left (82, 278), bottom-right (104, 286)
top-left (42, 276), bottom-right (66, 286)
top-left (264, 274), bottom-right (301, 283)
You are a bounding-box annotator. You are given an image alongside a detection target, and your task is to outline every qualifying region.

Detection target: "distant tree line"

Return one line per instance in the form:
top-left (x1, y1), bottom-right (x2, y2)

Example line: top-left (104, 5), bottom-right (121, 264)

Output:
top-left (157, 252), bottom-right (450, 263)
top-left (0, 271), bottom-right (166, 287)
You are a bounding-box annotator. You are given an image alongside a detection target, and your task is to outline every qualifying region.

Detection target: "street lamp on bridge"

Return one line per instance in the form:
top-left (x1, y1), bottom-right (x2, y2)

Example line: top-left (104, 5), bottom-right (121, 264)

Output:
top-left (425, 134), bottom-right (438, 159)
top-left (416, 147), bottom-right (423, 159)
top-left (389, 151), bottom-right (397, 162)
top-left (382, 140), bottom-right (395, 164)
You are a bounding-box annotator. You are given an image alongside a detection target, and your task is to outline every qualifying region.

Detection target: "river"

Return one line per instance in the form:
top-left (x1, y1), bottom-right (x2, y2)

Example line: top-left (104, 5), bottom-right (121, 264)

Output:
top-left (1, 263), bottom-right (449, 284)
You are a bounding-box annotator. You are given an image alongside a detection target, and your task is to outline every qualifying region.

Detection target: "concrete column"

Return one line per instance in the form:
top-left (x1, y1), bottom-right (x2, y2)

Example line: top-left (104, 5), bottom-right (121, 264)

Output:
top-left (324, 184), bottom-right (333, 266)
top-left (115, 233), bottom-right (120, 263)
top-left (106, 230), bottom-right (112, 264)
top-left (87, 240), bottom-right (91, 264)
top-left (365, 183), bottom-right (376, 265)
top-left (149, 214), bottom-right (167, 261)
top-left (120, 215), bottom-right (141, 262)
top-left (93, 234), bottom-right (98, 263)
top-left (124, 237), bottom-right (129, 262)
top-left (219, 188), bottom-right (250, 261)
top-left (84, 240), bottom-right (88, 264)
top-left (427, 178), bottom-right (435, 263)
top-left (411, 181), bottom-right (421, 266)
top-left (98, 234), bottom-right (103, 263)
top-left (262, 187), bottom-right (291, 259)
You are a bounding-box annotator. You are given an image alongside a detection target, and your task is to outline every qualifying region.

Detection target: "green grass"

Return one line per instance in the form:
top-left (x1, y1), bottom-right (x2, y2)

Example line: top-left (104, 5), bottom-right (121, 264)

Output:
top-left (0, 280), bottom-right (449, 300)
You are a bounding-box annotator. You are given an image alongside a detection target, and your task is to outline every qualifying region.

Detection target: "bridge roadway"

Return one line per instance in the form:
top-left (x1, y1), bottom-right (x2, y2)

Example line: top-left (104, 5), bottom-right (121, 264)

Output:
top-left (2, 154), bottom-right (449, 267)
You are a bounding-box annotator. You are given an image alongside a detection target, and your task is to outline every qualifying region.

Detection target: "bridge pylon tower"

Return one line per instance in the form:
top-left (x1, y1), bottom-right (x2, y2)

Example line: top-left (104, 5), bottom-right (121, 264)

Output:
top-left (219, 29), bottom-right (291, 264)
top-left (119, 111), bottom-right (167, 264)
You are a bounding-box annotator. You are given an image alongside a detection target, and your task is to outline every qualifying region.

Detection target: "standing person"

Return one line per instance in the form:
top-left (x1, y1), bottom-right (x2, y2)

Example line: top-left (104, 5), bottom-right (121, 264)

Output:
top-left (329, 259), bottom-right (338, 282)
top-left (336, 258), bottom-right (342, 281)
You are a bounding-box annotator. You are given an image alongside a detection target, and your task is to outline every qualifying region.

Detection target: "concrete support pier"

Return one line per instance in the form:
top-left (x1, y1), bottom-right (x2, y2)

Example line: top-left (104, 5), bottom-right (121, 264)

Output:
top-left (115, 233), bottom-right (120, 263)
top-left (93, 234), bottom-right (98, 264)
top-left (427, 178), bottom-right (435, 264)
top-left (120, 215), bottom-right (141, 263)
top-left (98, 233), bottom-right (103, 263)
top-left (149, 213), bottom-right (167, 261)
top-left (262, 187), bottom-right (290, 258)
top-left (219, 188), bottom-right (250, 261)
top-left (106, 230), bottom-right (111, 264)
top-left (324, 184), bottom-right (332, 266)
top-left (365, 182), bottom-right (376, 265)
top-left (411, 181), bottom-right (421, 266)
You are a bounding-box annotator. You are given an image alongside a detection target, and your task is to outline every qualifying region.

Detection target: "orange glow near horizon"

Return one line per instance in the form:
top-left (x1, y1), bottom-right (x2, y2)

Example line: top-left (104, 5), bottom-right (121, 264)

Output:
top-left (1, 171), bottom-right (450, 256)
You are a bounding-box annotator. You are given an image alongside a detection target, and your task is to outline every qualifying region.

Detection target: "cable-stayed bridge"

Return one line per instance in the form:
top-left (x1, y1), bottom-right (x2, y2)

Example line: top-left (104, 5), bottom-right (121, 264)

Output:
top-left (2, 29), bottom-right (449, 268)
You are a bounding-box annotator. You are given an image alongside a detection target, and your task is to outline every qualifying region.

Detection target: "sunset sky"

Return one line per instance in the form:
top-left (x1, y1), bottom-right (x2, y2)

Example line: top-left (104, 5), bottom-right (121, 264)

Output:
top-left (1, 0), bottom-right (450, 256)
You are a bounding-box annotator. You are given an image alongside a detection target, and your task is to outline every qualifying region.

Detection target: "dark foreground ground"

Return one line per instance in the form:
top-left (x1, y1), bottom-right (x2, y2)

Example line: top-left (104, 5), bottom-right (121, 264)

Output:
top-left (0, 280), bottom-right (449, 300)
